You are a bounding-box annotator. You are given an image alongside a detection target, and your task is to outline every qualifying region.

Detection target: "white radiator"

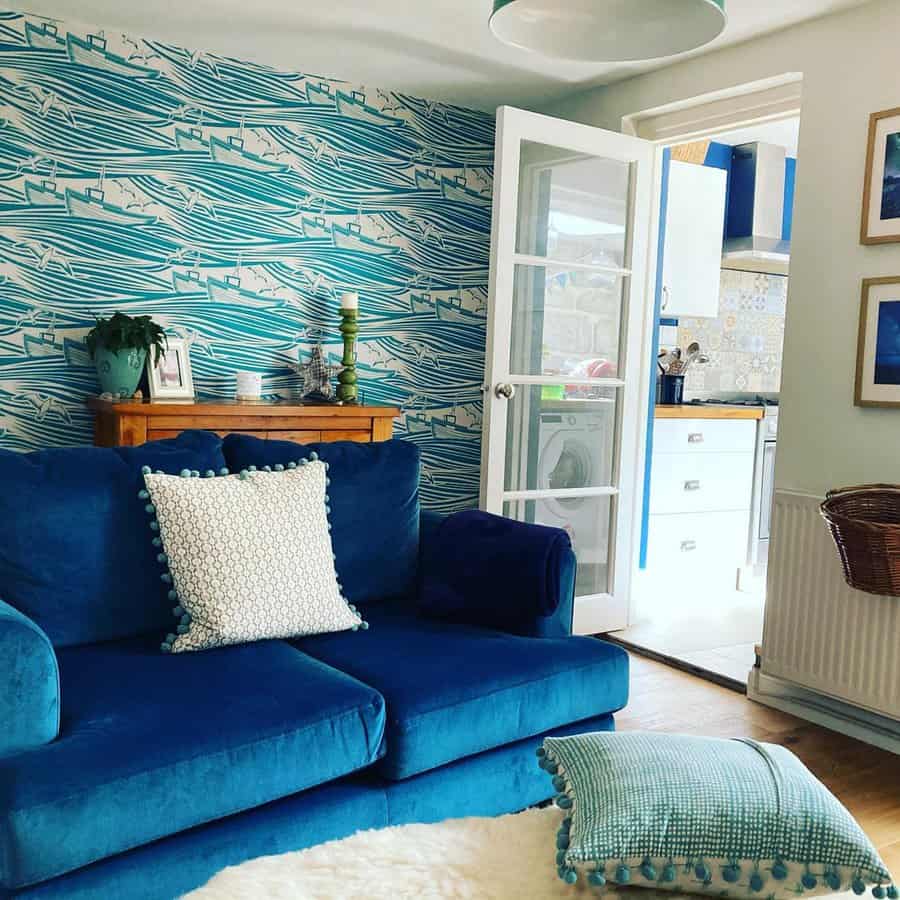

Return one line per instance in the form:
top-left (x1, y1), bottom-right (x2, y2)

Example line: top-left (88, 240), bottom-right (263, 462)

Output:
top-left (760, 490), bottom-right (900, 722)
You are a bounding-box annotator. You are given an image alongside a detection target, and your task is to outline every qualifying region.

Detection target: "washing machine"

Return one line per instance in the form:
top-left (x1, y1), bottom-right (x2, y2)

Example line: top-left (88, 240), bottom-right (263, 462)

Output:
top-left (534, 410), bottom-right (612, 566)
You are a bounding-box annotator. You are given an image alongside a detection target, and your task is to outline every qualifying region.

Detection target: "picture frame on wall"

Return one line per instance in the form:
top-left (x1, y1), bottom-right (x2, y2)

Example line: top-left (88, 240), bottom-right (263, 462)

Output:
top-left (860, 107), bottom-right (900, 244)
top-left (855, 276), bottom-right (900, 407)
top-left (147, 337), bottom-right (195, 400)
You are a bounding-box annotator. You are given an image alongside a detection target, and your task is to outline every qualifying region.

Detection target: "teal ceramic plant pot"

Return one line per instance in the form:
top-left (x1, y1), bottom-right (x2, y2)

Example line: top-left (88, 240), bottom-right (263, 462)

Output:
top-left (93, 345), bottom-right (147, 397)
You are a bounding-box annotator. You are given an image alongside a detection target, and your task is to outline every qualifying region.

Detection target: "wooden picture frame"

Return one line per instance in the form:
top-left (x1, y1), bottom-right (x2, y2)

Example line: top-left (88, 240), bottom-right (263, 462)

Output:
top-left (860, 107), bottom-right (900, 244)
top-left (147, 337), bottom-right (195, 399)
top-left (855, 276), bottom-right (900, 407)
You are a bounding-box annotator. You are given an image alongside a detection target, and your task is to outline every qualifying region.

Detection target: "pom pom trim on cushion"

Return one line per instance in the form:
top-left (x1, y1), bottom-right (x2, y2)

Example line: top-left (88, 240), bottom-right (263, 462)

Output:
top-left (537, 741), bottom-right (896, 898)
top-left (141, 458), bottom-right (367, 653)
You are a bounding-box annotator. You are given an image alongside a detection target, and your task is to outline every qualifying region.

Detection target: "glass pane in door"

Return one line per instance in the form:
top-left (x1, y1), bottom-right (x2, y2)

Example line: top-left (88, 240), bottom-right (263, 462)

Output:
top-left (503, 385), bottom-right (617, 492)
top-left (503, 495), bottom-right (613, 596)
top-left (516, 141), bottom-right (632, 267)
top-left (509, 264), bottom-right (626, 378)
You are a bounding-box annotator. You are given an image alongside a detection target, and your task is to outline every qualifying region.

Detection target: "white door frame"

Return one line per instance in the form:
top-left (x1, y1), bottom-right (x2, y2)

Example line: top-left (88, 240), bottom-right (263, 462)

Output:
top-left (479, 105), bottom-right (662, 634)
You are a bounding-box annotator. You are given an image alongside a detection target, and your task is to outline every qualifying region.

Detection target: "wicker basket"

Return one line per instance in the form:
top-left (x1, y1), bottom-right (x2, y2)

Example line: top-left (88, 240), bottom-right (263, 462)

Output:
top-left (820, 484), bottom-right (900, 595)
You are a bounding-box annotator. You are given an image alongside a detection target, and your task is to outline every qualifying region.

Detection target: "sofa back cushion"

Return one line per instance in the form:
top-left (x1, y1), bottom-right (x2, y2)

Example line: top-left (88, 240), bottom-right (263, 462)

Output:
top-left (223, 436), bottom-right (420, 606)
top-left (0, 431), bottom-right (225, 647)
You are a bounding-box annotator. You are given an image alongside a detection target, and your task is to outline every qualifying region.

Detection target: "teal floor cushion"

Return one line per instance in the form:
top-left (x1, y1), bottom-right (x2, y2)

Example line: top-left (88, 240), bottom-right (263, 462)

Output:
top-left (0, 636), bottom-right (385, 892)
top-left (294, 604), bottom-right (629, 780)
top-left (541, 732), bottom-right (895, 897)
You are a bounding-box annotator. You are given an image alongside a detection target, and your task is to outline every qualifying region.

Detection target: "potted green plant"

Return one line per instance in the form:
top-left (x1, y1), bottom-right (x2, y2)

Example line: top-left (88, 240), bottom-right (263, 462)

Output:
top-left (85, 312), bottom-right (167, 397)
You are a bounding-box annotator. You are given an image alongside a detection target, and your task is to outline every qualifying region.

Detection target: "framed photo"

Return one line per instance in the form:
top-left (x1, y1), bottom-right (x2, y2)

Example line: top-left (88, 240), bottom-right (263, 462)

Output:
top-left (147, 337), bottom-right (194, 399)
top-left (855, 277), bottom-right (900, 407)
top-left (860, 107), bottom-right (900, 244)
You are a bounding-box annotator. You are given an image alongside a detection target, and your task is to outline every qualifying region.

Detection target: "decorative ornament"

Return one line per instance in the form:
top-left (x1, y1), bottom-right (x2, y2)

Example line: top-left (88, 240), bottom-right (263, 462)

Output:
top-left (290, 344), bottom-right (343, 402)
top-left (337, 292), bottom-right (359, 404)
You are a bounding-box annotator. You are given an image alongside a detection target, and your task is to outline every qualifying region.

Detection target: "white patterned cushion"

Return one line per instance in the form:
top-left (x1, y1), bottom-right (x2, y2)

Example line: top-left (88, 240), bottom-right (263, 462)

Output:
top-left (143, 458), bottom-right (364, 653)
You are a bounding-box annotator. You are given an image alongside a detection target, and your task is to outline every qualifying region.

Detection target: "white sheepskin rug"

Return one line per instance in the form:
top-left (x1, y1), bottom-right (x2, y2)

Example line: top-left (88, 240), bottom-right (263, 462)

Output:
top-left (185, 806), bottom-right (680, 900)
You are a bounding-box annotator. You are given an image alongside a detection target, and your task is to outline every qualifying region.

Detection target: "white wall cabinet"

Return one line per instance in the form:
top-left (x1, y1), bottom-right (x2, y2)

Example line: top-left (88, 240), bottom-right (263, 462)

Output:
top-left (661, 160), bottom-right (727, 318)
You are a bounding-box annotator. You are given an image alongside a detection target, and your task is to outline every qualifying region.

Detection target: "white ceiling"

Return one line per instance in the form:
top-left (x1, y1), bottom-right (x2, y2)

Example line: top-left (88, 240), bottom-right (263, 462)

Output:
top-left (18, 0), bottom-right (870, 110)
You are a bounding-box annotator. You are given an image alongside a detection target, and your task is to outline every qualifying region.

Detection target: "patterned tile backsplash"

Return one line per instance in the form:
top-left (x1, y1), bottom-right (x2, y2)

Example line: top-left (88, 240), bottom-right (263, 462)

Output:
top-left (675, 269), bottom-right (787, 397)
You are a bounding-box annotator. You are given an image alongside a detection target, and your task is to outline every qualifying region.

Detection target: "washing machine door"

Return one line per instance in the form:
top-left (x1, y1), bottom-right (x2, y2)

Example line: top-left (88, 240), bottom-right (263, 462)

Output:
top-left (539, 430), bottom-right (594, 517)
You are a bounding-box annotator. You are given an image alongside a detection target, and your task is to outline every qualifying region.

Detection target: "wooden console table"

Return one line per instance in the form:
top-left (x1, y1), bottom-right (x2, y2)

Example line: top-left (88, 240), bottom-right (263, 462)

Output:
top-left (87, 397), bottom-right (401, 447)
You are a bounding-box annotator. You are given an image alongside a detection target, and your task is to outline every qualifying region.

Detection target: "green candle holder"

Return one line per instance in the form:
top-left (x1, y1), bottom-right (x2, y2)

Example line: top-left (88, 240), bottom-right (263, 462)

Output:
top-left (337, 307), bottom-right (358, 404)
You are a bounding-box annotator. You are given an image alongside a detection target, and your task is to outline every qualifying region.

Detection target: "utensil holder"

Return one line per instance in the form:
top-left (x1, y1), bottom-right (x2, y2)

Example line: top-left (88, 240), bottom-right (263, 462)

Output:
top-left (661, 374), bottom-right (685, 405)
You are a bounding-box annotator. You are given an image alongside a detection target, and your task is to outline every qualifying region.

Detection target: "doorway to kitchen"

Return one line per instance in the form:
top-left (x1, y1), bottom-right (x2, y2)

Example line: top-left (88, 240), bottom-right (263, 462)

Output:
top-left (609, 79), bottom-right (802, 689)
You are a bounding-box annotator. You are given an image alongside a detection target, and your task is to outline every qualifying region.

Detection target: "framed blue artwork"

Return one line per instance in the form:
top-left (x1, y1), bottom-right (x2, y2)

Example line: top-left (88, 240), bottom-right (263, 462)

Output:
top-left (855, 276), bottom-right (900, 407)
top-left (861, 107), bottom-right (900, 244)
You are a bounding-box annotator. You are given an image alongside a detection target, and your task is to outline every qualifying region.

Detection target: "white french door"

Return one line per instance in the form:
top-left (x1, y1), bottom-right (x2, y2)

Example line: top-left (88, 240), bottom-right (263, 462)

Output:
top-left (479, 106), bottom-right (658, 635)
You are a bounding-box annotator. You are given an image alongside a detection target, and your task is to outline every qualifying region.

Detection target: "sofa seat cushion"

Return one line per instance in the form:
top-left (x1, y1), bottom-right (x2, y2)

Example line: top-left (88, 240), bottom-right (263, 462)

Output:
top-left (293, 605), bottom-right (629, 781)
top-left (0, 636), bottom-right (385, 891)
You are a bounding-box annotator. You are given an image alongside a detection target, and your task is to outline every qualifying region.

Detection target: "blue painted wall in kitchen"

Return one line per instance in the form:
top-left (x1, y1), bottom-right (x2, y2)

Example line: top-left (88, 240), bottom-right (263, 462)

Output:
top-left (0, 10), bottom-right (494, 512)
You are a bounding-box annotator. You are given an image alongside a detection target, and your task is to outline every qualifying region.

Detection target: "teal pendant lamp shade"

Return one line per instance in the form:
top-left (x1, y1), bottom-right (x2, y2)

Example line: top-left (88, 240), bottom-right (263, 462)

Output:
top-left (489, 0), bottom-right (726, 62)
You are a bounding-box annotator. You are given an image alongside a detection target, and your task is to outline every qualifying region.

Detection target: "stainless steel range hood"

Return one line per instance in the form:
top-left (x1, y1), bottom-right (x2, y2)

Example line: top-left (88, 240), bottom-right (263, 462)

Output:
top-left (722, 142), bottom-right (791, 276)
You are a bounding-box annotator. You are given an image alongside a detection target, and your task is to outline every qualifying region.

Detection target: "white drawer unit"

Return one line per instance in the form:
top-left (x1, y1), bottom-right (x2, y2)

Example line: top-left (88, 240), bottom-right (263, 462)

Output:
top-left (653, 418), bottom-right (757, 455)
top-left (650, 451), bottom-right (754, 515)
top-left (647, 510), bottom-right (750, 574)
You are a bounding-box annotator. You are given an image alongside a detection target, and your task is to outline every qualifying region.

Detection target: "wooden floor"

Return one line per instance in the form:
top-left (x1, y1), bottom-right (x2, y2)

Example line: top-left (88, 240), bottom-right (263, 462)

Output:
top-left (620, 651), bottom-right (900, 874)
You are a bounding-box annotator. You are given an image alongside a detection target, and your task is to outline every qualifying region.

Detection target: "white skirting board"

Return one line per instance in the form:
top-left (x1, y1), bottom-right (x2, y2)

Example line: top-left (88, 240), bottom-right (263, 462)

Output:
top-left (750, 489), bottom-right (900, 748)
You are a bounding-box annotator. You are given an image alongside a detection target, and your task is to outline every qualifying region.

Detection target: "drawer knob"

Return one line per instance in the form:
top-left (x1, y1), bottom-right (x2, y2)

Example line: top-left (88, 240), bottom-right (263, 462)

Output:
top-left (684, 480), bottom-right (701, 491)
top-left (680, 540), bottom-right (697, 552)
top-left (687, 433), bottom-right (704, 444)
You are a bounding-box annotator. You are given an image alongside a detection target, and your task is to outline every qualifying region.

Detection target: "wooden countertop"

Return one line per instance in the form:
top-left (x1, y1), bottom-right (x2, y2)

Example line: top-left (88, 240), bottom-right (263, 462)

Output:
top-left (655, 404), bottom-right (765, 420)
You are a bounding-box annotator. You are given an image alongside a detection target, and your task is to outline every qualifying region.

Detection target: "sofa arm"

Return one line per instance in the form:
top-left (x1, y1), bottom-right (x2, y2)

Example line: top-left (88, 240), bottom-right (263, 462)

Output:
top-left (0, 598), bottom-right (59, 757)
top-left (418, 510), bottom-right (575, 638)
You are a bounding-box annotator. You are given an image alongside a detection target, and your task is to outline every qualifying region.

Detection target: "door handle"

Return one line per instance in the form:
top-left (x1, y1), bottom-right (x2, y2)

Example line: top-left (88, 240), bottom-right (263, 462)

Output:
top-left (680, 540), bottom-right (697, 552)
top-left (494, 383), bottom-right (516, 400)
top-left (661, 286), bottom-right (670, 310)
top-left (687, 432), bottom-right (704, 444)
top-left (684, 480), bottom-right (701, 491)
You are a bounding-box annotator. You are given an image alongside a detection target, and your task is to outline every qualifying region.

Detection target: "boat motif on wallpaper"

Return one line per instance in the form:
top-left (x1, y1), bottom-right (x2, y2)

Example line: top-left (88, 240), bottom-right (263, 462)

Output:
top-left (430, 411), bottom-right (481, 442)
top-left (0, 12), bottom-right (493, 513)
top-left (209, 121), bottom-right (290, 174)
top-left (24, 20), bottom-right (64, 50)
top-left (414, 169), bottom-right (441, 191)
top-left (175, 126), bottom-right (209, 153)
top-left (300, 216), bottom-right (332, 239)
top-left (305, 81), bottom-right (335, 106)
top-left (335, 90), bottom-right (404, 127)
top-left (67, 32), bottom-right (160, 79)
top-left (63, 338), bottom-right (92, 368)
top-left (65, 169), bottom-right (157, 225)
top-left (332, 222), bottom-right (399, 255)
top-left (24, 329), bottom-right (62, 358)
top-left (172, 269), bottom-right (206, 294)
top-left (24, 178), bottom-right (65, 206)
top-left (441, 175), bottom-right (492, 207)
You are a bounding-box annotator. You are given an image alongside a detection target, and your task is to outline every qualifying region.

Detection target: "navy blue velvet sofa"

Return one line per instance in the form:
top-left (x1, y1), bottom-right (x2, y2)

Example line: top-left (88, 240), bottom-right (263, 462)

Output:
top-left (0, 431), bottom-right (629, 899)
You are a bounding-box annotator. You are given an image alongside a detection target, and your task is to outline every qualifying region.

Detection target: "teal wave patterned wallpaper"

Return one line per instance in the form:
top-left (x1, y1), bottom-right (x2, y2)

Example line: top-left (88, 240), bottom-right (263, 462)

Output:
top-left (0, 11), bottom-right (493, 512)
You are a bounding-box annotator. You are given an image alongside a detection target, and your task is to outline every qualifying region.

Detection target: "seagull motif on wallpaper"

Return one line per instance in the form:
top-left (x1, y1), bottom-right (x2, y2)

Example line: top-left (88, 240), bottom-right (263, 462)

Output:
top-left (299, 135), bottom-right (341, 168)
top-left (13, 153), bottom-right (53, 175)
top-left (170, 184), bottom-right (217, 219)
top-left (173, 327), bottom-right (215, 358)
top-left (166, 104), bottom-right (205, 125)
top-left (410, 218), bottom-right (445, 247)
top-left (186, 48), bottom-right (221, 78)
top-left (407, 341), bottom-right (441, 368)
top-left (13, 392), bottom-right (72, 424)
top-left (14, 241), bottom-right (75, 276)
top-left (295, 266), bottom-right (334, 298)
top-left (21, 85), bottom-right (77, 126)
top-left (121, 35), bottom-right (160, 65)
top-left (420, 100), bottom-right (448, 123)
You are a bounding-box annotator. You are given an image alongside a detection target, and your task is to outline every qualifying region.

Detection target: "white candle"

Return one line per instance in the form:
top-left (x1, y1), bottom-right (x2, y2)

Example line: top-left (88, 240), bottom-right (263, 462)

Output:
top-left (340, 292), bottom-right (359, 310)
